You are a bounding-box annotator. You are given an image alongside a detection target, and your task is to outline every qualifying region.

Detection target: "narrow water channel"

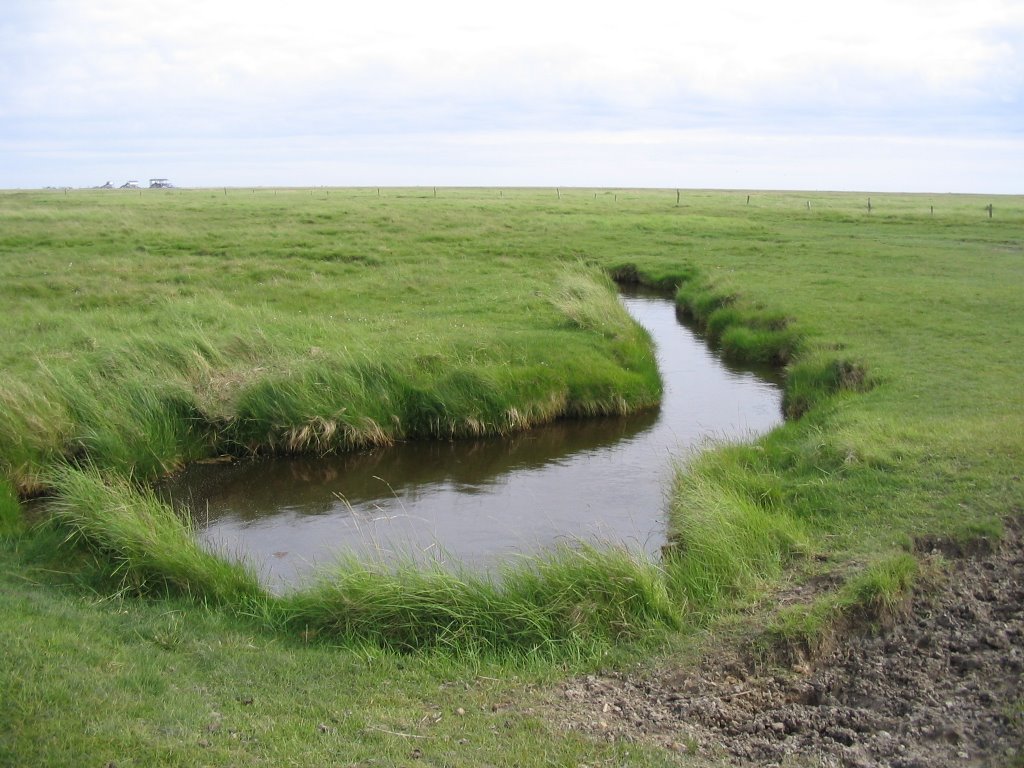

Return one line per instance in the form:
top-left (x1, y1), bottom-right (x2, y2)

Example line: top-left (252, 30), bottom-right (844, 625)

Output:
top-left (161, 289), bottom-right (783, 589)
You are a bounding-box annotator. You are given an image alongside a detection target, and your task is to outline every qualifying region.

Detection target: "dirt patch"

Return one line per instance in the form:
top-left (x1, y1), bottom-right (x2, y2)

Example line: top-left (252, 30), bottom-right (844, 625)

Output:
top-left (554, 522), bottom-right (1023, 766)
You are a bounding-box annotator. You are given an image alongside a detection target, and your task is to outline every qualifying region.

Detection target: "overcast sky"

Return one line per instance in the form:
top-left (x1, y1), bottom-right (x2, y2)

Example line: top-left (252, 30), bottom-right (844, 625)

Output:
top-left (2, 0), bottom-right (1022, 192)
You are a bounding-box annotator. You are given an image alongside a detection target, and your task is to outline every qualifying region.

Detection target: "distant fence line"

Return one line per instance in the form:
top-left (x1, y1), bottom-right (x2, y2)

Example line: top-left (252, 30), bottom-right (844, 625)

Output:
top-left (32, 186), bottom-right (1016, 218)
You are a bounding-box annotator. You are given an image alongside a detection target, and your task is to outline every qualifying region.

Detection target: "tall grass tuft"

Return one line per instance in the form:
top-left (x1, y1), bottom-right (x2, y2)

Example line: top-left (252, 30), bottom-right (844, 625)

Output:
top-left (553, 263), bottom-right (635, 337)
top-left (663, 444), bottom-right (809, 619)
top-left (2, 333), bottom-right (225, 488)
top-left (840, 552), bottom-right (918, 622)
top-left (0, 477), bottom-right (22, 539)
top-left (782, 356), bottom-right (872, 419)
top-left (499, 544), bottom-right (681, 646)
top-left (757, 553), bottom-right (919, 662)
top-left (46, 464), bottom-right (265, 605)
top-left (0, 380), bottom-right (70, 495)
top-left (59, 373), bottom-right (214, 477)
top-left (273, 545), bottom-right (680, 659)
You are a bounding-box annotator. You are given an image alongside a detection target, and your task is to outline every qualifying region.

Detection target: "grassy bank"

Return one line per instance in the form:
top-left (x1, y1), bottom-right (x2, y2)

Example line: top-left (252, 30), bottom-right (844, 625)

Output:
top-left (0, 191), bottom-right (659, 490)
top-left (2, 187), bottom-right (1022, 764)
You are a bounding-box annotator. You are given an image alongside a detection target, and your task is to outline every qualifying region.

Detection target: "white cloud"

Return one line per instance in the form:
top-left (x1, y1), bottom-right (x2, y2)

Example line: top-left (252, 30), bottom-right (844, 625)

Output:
top-left (1, 0), bottom-right (1020, 189)
top-left (13, 0), bottom-right (1022, 105)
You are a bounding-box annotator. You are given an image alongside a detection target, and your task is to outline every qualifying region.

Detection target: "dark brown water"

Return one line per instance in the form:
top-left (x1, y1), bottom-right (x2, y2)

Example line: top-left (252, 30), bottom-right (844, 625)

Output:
top-left (161, 291), bottom-right (783, 588)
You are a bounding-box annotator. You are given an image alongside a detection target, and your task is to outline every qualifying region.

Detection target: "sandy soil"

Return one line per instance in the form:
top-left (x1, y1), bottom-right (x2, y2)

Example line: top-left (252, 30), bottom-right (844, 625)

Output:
top-left (555, 521), bottom-right (1023, 767)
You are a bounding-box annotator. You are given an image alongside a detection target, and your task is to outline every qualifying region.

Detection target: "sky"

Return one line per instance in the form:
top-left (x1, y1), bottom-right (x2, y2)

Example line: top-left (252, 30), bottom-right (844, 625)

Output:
top-left (1, 0), bottom-right (1022, 192)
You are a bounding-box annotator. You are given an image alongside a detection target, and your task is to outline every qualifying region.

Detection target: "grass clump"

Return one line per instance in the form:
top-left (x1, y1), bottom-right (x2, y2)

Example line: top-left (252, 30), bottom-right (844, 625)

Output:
top-left (783, 355), bottom-right (872, 419)
top-left (553, 262), bottom-right (638, 337)
top-left (662, 443), bottom-right (810, 619)
top-left (757, 553), bottom-right (919, 662)
top-left (60, 372), bottom-right (215, 477)
top-left (0, 478), bottom-right (21, 540)
top-left (841, 551), bottom-right (918, 620)
top-left (46, 464), bottom-right (264, 605)
top-left (274, 545), bottom-right (679, 658)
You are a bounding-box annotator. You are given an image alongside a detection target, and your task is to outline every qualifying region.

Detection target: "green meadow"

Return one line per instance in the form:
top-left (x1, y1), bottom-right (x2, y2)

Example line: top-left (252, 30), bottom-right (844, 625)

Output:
top-left (1, 187), bottom-right (1021, 765)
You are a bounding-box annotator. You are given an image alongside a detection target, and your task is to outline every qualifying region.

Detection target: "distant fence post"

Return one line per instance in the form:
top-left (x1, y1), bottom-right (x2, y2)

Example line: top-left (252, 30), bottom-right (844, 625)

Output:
top-left (867, 197), bottom-right (872, 213)
top-left (676, 189), bottom-right (680, 205)
top-left (556, 188), bottom-right (560, 200)
top-left (986, 204), bottom-right (993, 219)
top-left (746, 194), bottom-right (750, 205)
top-left (806, 201), bottom-right (811, 210)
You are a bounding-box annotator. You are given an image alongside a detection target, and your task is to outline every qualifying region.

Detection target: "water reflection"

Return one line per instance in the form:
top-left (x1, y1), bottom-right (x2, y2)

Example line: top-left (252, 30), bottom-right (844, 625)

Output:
top-left (174, 412), bottom-right (658, 522)
top-left (161, 290), bottom-right (783, 588)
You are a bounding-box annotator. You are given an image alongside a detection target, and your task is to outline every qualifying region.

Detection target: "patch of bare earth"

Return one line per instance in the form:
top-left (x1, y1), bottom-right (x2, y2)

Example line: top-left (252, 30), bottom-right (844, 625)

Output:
top-left (555, 521), bottom-right (1023, 767)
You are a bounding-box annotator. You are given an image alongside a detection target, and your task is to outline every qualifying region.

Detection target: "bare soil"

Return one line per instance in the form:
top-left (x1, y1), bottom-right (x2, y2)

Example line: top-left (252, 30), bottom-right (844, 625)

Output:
top-left (555, 521), bottom-right (1023, 766)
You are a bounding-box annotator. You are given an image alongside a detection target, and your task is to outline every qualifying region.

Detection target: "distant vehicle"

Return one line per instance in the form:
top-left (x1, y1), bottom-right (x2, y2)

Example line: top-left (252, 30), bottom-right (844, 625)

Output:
top-left (149, 178), bottom-right (173, 189)
top-left (120, 180), bottom-right (140, 189)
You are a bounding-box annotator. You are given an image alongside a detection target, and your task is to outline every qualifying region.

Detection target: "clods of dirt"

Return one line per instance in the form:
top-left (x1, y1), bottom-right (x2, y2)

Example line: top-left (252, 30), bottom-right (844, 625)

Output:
top-left (556, 522), bottom-right (1023, 767)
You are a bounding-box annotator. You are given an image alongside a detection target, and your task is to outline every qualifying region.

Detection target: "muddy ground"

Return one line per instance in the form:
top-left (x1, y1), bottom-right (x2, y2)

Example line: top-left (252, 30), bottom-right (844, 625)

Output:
top-left (555, 521), bottom-right (1023, 767)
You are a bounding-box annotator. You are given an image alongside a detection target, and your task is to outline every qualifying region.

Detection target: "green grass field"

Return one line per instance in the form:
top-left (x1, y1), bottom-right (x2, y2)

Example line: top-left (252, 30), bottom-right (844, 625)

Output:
top-left (2, 186), bottom-right (1021, 765)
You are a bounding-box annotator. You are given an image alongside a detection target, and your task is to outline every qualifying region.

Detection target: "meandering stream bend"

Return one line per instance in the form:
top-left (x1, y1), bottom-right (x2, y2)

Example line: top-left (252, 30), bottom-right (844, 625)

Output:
top-left (161, 291), bottom-right (783, 589)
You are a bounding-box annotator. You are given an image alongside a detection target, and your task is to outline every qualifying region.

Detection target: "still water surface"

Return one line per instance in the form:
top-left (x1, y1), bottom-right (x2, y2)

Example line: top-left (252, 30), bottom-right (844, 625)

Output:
top-left (162, 291), bottom-right (783, 589)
